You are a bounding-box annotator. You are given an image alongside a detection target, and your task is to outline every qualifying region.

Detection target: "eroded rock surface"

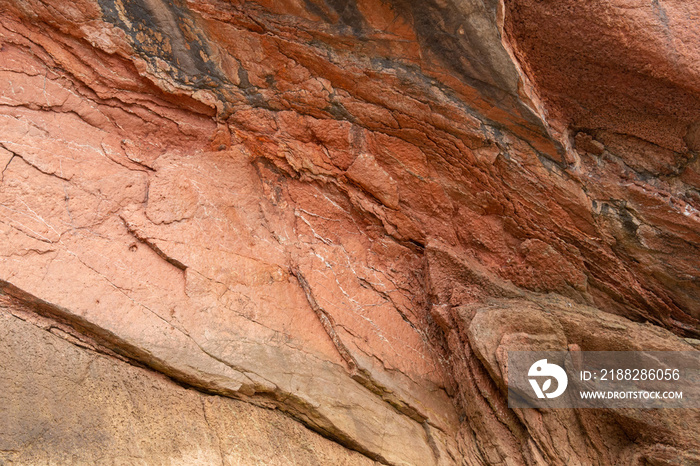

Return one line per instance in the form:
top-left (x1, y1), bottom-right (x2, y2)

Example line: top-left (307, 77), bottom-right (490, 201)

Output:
top-left (0, 296), bottom-right (377, 465)
top-left (0, 0), bottom-right (698, 464)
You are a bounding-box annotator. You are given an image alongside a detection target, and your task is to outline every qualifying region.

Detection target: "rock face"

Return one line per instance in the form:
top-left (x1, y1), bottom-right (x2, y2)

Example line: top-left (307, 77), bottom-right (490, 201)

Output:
top-left (0, 0), bottom-right (698, 464)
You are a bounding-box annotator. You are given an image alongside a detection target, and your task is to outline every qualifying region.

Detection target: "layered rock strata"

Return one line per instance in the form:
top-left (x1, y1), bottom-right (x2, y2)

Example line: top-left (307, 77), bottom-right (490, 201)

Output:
top-left (1, 0), bottom-right (698, 464)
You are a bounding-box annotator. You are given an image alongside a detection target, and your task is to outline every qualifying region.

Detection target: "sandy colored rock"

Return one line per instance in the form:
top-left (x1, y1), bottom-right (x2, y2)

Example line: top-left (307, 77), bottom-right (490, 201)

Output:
top-left (0, 297), bottom-right (377, 466)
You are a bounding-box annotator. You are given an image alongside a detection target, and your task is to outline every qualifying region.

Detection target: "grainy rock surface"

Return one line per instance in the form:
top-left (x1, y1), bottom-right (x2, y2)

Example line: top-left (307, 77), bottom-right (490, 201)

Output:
top-left (0, 297), bottom-right (377, 465)
top-left (0, 0), bottom-right (698, 464)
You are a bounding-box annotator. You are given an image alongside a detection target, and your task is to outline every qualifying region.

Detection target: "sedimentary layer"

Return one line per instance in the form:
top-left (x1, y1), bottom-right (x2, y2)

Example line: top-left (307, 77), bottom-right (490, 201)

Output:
top-left (1, 0), bottom-right (698, 464)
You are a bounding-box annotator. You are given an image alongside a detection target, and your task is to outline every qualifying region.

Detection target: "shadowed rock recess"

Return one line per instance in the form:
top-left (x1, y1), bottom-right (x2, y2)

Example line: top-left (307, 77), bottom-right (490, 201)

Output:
top-left (0, 0), bottom-right (698, 464)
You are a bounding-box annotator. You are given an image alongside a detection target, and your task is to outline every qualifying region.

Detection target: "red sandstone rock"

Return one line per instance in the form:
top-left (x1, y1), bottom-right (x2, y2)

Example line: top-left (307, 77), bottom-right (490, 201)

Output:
top-left (0, 0), bottom-right (698, 464)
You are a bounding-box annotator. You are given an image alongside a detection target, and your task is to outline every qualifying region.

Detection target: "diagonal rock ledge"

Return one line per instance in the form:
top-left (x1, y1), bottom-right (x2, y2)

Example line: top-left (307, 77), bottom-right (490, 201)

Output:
top-left (0, 296), bottom-right (379, 465)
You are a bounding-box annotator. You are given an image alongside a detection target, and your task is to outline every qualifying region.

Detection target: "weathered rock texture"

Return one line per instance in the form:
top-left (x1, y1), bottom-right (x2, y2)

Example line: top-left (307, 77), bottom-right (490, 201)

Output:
top-left (0, 0), bottom-right (698, 464)
top-left (0, 297), bottom-right (376, 465)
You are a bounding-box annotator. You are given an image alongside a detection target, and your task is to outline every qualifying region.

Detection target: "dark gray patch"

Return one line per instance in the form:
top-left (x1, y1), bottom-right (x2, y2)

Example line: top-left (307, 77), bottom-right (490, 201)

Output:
top-left (325, 101), bottom-right (354, 121)
top-left (97, 0), bottom-right (233, 97)
top-left (302, 0), bottom-right (368, 35)
top-left (302, 0), bottom-right (333, 23)
top-left (617, 206), bottom-right (640, 236)
top-left (389, 0), bottom-right (512, 95)
top-left (651, 0), bottom-right (670, 30)
top-left (684, 121), bottom-right (700, 153)
top-left (325, 0), bottom-right (369, 35)
top-left (596, 200), bottom-right (640, 237)
top-left (228, 63), bottom-right (264, 107)
top-left (385, 0), bottom-right (551, 140)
